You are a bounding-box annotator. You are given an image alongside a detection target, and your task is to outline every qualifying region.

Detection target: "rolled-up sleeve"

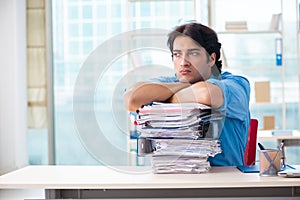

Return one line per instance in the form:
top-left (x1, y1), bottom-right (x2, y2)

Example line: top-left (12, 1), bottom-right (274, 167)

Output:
top-left (206, 73), bottom-right (250, 122)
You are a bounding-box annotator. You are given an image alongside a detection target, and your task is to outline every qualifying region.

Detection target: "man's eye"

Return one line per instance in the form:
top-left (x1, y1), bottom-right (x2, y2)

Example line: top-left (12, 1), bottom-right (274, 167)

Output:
top-left (189, 52), bottom-right (199, 56)
top-left (173, 53), bottom-right (181, 57)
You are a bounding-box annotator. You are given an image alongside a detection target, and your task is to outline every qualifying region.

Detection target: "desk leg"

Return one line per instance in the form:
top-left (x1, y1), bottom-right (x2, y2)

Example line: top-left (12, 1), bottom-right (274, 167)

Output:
top-left (45, 189), bottom-right (61, 199)
top-left (277, 138), bottom-right (300, 166)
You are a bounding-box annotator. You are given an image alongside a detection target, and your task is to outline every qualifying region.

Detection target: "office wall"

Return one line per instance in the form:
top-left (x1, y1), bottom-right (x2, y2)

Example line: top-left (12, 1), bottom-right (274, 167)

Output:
top-left (0, 0), bottom-right (28, 175)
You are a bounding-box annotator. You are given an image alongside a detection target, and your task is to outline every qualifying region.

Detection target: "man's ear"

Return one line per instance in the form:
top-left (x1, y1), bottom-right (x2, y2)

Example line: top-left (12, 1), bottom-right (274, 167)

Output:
top-left (209, 53), bottom-right (216, 67)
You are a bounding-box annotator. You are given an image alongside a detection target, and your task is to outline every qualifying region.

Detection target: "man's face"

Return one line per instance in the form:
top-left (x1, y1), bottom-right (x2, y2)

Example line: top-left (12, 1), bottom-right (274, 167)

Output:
top-left (172, 36), bottom-right (215, 83)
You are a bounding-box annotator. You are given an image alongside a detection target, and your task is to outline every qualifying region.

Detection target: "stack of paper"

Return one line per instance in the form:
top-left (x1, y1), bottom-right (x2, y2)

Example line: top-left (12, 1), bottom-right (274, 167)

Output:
top-left (135, 102), bottom-right (223, 139)
top-left (134, 102), bottom-right (223, 174)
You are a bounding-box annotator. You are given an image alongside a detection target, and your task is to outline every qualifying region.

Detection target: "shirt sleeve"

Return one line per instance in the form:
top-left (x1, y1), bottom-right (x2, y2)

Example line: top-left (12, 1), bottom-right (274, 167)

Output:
top-left (151, 75), bottom-right (179, 83)
top-left (206, 74), bottom-right (250, 122)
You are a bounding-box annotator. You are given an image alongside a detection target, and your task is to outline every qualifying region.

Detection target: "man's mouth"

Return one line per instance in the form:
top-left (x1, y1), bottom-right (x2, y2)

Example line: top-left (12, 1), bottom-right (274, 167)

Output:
top-left (180, 69), bottom-right (191, 75)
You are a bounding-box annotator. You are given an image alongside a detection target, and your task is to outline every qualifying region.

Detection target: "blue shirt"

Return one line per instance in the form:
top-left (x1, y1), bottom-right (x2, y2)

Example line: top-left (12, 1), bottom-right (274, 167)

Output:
top-left (156, 71), bottom-right (250, 166)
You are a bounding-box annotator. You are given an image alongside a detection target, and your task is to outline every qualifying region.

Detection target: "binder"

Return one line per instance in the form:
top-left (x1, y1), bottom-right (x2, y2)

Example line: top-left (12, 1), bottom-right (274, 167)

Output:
top-left (237, 165), bottom-right (259, 173)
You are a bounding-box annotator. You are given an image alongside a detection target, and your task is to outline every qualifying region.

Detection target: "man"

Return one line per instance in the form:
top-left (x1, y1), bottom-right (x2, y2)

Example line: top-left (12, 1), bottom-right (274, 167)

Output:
top-left (123, 23), bottom-right (250, 166)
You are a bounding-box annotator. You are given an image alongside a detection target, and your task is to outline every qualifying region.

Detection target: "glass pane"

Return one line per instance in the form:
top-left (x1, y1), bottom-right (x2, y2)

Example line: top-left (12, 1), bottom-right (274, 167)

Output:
top-left (82, 5), bottom-right (92, 19)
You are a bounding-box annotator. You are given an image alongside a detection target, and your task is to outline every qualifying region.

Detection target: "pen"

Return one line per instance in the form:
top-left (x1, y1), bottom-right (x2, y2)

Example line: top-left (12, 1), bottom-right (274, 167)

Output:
top-left (258, 142), bottom-right (265, 150)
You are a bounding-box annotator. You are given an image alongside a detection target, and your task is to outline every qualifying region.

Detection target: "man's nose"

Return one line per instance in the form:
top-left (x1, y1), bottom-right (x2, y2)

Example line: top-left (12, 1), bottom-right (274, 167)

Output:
top-left (180, 56), bottom-right (190, 66)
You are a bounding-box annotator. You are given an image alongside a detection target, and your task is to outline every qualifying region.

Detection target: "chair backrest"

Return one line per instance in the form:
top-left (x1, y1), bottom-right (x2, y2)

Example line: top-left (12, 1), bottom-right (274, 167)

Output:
top-left (244, 119), bottom-right (258, 166)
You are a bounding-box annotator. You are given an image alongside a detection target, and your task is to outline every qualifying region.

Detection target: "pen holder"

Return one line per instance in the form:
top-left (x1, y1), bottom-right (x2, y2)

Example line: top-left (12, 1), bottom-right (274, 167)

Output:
top-left (259, 149), bottom-right (281, 176)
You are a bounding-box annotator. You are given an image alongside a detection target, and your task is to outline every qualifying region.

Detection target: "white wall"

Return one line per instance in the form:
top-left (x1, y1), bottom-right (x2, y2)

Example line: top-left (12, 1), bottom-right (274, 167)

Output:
top-left (0, 0), bottom-right (28, 175)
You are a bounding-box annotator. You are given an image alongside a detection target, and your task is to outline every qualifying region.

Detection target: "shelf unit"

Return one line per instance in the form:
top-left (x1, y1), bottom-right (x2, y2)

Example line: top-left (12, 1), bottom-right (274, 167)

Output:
top-left (208, 0), bottom-right (287, 130)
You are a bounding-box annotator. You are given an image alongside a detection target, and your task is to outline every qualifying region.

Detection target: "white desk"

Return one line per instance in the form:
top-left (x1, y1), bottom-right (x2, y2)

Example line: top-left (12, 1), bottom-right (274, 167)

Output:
top-left (257, 130), bottom-right (300, 142)
top-left (0, 165), bottom-right (300, 199)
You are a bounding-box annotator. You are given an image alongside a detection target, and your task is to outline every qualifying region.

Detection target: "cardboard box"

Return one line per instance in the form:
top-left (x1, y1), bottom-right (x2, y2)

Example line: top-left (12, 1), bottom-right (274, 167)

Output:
top-left (263, 115), bottom-right (275, 130)
top-left (255, 81), bottom-right (270, 103)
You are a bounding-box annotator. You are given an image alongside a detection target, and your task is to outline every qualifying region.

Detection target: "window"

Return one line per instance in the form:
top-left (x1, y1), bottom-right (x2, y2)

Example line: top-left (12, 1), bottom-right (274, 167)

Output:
top-left (50, 0), bottom-right (205, 165)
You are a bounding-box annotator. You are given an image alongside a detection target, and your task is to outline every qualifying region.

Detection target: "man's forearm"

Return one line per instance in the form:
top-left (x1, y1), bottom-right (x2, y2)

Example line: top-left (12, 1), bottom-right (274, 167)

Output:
top-left (123, 82), bottom-right (190, 111)
top-left (170, 81), bottom-right (224, 108)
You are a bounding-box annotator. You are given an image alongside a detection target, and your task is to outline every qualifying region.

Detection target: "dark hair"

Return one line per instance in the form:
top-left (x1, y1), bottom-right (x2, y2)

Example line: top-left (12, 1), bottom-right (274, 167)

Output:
top-left (167, 23), bottom-right (222, 75)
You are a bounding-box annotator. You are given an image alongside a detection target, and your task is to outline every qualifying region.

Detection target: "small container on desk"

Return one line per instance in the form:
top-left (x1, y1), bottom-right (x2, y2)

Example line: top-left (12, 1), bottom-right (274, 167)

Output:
top-left (259, 148), bottom-right (281, 176)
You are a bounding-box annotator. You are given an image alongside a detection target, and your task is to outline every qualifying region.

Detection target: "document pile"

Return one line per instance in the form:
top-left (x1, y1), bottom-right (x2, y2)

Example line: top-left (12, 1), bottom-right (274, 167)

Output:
top-left (134, 102), bottom-right (223, 174)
